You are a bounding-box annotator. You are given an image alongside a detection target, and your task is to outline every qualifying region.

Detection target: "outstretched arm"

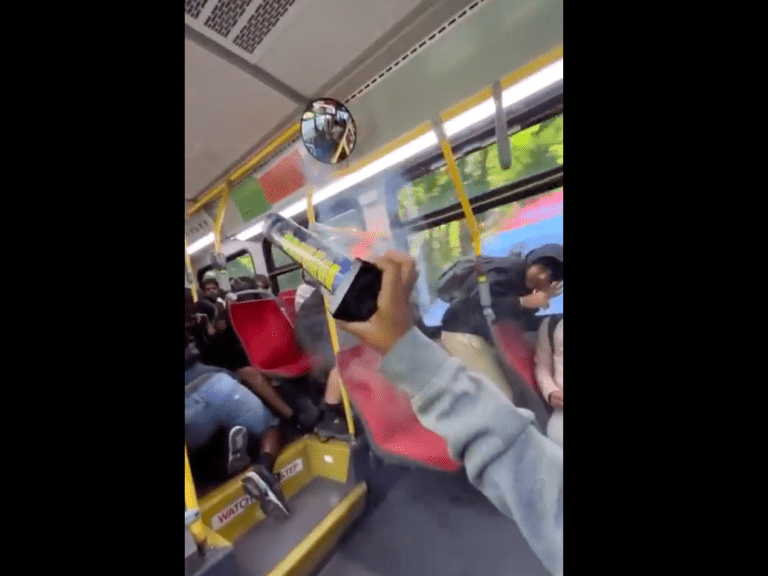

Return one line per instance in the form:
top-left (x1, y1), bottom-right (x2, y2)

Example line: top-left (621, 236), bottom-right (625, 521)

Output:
top-left (340, 251), bottom-right (563, 576)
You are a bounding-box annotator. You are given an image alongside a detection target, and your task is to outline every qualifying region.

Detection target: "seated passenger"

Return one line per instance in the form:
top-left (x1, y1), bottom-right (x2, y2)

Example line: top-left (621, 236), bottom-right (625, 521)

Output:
top-left (185, 335), bottom-right (288, 517)
top-left (338, 251), bottom-right (563, 576)
top-left (186, 288), bottom-right (317, 432)
top-left (231, 274), bottom-right (271, 293)
top-left (200, 276), bottom-right (226, 304)
top-left (253, 274), bottom-right (271, 291)
top-left (439, 245), bottom-right (563, 403)
top-left (229, 277), bottom-right (250, 293)
top-left (535, 314), bottom-right (563, 447)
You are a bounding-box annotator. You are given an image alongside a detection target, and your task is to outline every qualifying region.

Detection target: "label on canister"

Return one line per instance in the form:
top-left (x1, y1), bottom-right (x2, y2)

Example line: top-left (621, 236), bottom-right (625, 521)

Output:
top-left (263, 213), bottom-right (357, 295)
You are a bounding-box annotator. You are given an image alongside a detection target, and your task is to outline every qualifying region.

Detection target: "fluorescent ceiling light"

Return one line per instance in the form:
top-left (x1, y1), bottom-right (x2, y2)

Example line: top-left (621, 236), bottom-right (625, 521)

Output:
top-left (502, 59), bottom-right (562, 108)
top-left (186, 232), bottom-right (214, 255)
top-left (444, 99), bottom-right (496, 136)
top-left (281, 131), bottom-right (439, 217)
top-left (236, 131), bottom-right (438, 240)
top-left (279, 199), bottom-right (307, 220)
top-left (235, 222), bottom-right (263, 241)
top-left (233, 58), bottom-right (562, 241)
top-left (444, 58), bottom-right (563, 137)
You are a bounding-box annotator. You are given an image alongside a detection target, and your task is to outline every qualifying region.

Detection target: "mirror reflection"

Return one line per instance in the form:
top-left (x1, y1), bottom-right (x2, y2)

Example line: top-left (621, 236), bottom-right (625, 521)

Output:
top-left (300, 98), bottom-right (357, 164)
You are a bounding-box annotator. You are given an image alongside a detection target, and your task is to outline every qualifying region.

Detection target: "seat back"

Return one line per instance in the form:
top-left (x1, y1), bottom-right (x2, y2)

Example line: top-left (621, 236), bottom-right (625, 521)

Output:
top-left (491, 319), bottom-right (540, 395)
top-left (337, 344), bottom-right (461, 473)
top-left (228, 298), bottom-right (314, 378)
top-left (491, 319), bottom-right (554, 431)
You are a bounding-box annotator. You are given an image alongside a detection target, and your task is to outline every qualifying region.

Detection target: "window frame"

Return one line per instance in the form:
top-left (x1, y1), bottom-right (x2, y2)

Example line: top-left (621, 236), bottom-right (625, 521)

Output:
top-left (390, 89), bottom-right (563, 232)
top-left (196, 249), bottom-right (257, 289)
top-left (395, 100), bottom-right (564, 327)
top-left (397, 165), bottom-right (563, 233)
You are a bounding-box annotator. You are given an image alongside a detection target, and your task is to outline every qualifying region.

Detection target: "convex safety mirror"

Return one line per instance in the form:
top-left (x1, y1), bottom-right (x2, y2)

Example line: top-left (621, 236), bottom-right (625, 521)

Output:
top-left (300, 98), bottom-right (357, 164)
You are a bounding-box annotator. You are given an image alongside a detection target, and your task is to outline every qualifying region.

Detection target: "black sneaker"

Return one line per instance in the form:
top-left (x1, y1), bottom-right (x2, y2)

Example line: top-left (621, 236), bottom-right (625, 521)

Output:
top-left (241, 465), bottom-right (290, 518)
top-left (315, 409), bottom-right (349, 440)
top-left (227, 426), bottom-right (251, 475)
top-left (297, 402), bottom-right (322, 430)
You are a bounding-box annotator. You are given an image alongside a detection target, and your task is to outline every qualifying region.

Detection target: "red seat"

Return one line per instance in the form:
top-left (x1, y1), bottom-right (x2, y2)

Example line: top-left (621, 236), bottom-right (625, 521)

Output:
top-left (337, 344), bottom-right (462, 473)
top-left (229, 298), bottom-right (314, 378)
top-left (278, 290), bottom-right (297, 325)
top-left (491, 319), bottom-right (540, 395)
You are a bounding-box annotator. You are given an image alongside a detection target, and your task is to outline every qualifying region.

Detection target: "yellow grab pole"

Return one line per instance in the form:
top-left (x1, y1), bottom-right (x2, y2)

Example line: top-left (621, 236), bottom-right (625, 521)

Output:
top-left (436, 128), bottom-right (482, 257)
top-left (187, 183), bottom-right (226, 219)
top-left (185, 444), bottom-right (207, 544)
top-left (213, 183), bottom-right (230, 254)
top-left (185, 234), bottom-right (199, 303)
top-left (185, 49), bottom-right (561, 219)
top-left (306, 187), bottom-right (356, 437)
top-left (436, 48), bottom-right (563, 239)
top-left (330, 123), bottom-right (351, 164)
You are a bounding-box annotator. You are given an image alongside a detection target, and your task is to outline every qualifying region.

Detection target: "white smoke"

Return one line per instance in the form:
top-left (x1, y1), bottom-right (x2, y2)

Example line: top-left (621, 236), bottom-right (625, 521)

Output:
top-left (296, 147), bottom-right (439, 320)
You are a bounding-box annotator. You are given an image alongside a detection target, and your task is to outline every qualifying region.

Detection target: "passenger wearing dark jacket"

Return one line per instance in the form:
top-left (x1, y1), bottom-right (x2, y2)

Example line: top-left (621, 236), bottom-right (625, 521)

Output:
top-left (439, 244), bottom-right (563, 403)
top-left (441, 244), bottom-right (564, 340)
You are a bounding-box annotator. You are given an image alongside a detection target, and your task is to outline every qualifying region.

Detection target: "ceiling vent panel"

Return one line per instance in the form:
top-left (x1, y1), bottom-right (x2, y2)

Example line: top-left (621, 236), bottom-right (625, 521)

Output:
top-left (185, 0), bottom-right (309, 63)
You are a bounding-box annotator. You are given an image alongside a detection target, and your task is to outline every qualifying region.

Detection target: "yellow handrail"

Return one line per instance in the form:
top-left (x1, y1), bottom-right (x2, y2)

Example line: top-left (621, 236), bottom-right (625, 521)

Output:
top-left (185, 444), bottom-right (207, 544)
top-left (186, 124), bottom-right (301, 218)
top-left (437, 135), bottom-right (482, 258)
top-left (306, 187), bottom-right (356, 437)
top-left (213, 183), bottom-right (231, 254)
top-left (437, 47), bottom-right (563, 253)
top-left (433, 49), bottom-right (565, 264)
top-left (185, 46), bottom-right (562, 219)
top-left (185, 234), bottom-right (199, 302)
top-left (330, 123), bottom-right (352, 164)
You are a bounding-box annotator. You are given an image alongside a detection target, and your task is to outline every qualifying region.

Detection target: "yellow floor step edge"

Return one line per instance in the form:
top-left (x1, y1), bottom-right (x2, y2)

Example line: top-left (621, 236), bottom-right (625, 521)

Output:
top-left (198, 435), bottom-right (357, 544)
top-left (266, 482), bottom-right (367, 576)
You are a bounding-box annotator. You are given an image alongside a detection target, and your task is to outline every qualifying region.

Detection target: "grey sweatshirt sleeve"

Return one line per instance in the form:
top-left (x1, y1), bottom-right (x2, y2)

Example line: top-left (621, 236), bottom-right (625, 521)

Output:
top-left (379, 327), bottom-right (563, 576)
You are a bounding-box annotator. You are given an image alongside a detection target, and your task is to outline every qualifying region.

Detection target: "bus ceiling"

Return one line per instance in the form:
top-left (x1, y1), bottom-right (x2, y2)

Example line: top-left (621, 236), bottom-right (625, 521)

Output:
top-left (185, 0), bottom-right (563, 257)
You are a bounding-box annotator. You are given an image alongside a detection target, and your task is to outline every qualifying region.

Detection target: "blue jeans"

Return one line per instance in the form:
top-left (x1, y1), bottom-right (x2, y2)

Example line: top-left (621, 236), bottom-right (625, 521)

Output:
top-left (185, 371), bottom-right (278, 451)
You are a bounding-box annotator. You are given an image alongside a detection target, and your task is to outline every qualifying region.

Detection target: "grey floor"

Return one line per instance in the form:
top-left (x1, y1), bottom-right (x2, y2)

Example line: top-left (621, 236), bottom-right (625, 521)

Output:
top-left (188, 545), bottom-right (239, 576)
top-left (315, 467), bottom-right (550, 576)
top-left (234, 477), bottom-right (357, 576)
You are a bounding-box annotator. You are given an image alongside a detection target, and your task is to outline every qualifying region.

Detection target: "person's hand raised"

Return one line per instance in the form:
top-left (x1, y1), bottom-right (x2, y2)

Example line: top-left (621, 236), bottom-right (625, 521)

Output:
top-left (337, 250), bottom-right (418, 355)
top-left (521, 281), bottom-right (563, 309)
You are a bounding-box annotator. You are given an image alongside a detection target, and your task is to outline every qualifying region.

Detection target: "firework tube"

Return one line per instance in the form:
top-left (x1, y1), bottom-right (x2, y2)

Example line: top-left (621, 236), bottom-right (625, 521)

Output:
top-left (263, 213), bottom-right (382, 322)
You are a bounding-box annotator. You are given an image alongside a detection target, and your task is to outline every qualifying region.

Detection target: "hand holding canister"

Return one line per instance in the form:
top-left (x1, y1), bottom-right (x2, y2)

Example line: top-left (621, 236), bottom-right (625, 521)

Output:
top-left (263, 213), bottom-right (382, 322)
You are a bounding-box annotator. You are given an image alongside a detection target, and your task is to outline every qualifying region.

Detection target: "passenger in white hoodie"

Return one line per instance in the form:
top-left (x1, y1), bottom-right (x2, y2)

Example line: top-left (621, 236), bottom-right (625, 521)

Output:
top-left (535, 314), bottom-right (563, 447)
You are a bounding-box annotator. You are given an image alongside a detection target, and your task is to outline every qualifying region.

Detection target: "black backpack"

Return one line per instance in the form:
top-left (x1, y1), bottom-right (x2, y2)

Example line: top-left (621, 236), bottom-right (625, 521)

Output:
top-left (436, 253), bottom-right (523, 303)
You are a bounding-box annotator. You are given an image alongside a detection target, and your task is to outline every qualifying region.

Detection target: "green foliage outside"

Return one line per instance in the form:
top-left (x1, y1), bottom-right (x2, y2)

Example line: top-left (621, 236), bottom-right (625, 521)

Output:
top-left (401, 114), bottom-right (563, 300)
top-left (226, 252), bottom-right (256, 279)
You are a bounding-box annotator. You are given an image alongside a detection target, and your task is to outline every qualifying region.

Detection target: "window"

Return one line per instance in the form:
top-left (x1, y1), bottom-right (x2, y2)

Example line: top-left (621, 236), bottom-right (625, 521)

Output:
top-left (399, 114), bottom-right (563, 220)
top-left (270, 244), bottom-right (296, 268)
top-left (274, 268), bottom-right (302, 293)
top-left (409, 187), bottom-right (563, 327)
top-left (265, 238), bottom-right (302, 294)
top-left (196, 251), bottom-right (257, 288)
top-left (226, 251), bottom-right (255, 279)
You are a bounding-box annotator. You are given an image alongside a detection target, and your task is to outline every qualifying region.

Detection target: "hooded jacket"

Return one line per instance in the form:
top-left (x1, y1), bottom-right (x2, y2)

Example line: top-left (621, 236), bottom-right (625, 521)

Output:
top-left (440, 244), bottom-right (563, 340)
top-left (380, 327), bottom-right (563, 576)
